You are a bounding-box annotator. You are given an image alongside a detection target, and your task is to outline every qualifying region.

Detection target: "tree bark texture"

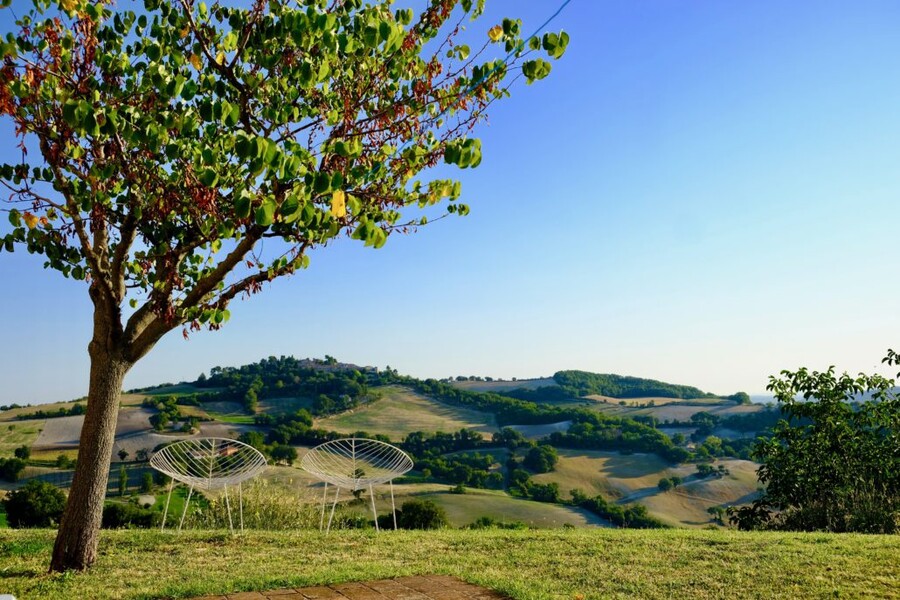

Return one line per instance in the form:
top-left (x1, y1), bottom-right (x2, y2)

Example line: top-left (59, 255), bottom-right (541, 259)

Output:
top-left (49, 342), bottom-right (131, 572)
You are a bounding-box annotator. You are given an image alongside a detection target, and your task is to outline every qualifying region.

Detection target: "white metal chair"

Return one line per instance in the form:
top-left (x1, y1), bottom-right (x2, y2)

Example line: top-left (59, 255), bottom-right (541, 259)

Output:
top-left (149, 437), bottom-right (267, 533)
top-left (300, 438), bottom-right (413, 532)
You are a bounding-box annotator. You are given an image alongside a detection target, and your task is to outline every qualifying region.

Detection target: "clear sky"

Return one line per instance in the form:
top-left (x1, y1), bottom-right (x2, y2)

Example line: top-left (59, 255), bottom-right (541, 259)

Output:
top-left (2, 0), bottom-right (900, 405)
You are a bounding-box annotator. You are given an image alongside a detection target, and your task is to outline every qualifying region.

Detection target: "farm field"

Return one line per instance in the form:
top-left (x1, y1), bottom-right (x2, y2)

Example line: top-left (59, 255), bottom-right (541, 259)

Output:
top-left (0, 400), bottom-right (82, 422)
top-left (0, 420), bottom-right (44, 457)
top-left (587, 398), bottom-right (766, 422)
top-left (531, 450), bottom-right (760, 527)
top-left (584, 395), bottom-right (723, 407)
top-left (316, 385), bottom-right (497, 440)
top-left (0, 528), bottom-right (897, 600)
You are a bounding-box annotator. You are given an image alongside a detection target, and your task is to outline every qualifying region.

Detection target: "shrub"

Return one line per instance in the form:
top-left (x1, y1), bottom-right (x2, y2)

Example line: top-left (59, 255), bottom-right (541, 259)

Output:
top-left (387, 499), bottom-right (449, 530)
top-left (140, 472), bottom-right (154, 493)
top-left (3, 480), bottom-right (66, 528)
top-left (0, 457), bottom-right (26, 482)
top-left (13, 445), bottom-right (30, 460)
top-left (466, 516), bottom-right (528, 530)
top-left (102, 502), bottom-right (160, 528)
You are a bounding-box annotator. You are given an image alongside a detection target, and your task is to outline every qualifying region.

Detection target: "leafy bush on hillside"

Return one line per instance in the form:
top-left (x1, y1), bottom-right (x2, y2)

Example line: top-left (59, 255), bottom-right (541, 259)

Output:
top-left (0, 457), bottom-right (26, 482)
top-left (378, 499), bottom-right (449, 530)
top-left (3, 480), bottom-right (66, 528)
top-left (102, 502), bottom-right (160, 529)
top-left (732, 351), bottom-right (900, 534)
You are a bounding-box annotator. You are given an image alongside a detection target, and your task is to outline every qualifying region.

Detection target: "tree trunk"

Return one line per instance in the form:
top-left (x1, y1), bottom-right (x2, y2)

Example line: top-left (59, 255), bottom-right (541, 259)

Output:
top-left (49, 344), bottom-right (131, 572)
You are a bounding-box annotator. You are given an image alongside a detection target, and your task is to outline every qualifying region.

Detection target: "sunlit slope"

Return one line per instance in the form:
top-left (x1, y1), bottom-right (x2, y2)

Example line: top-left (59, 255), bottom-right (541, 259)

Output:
top-left (316, 385), bottom-right (497, 440)
top-left (532, 450), bottom-right (760, 527)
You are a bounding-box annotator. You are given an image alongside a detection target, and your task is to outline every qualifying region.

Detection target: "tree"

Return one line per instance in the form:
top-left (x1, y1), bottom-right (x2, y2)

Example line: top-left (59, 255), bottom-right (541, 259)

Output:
top-left (269, 443), bottom-right (297, 466)
top-left (117, 449), bottom-right (129, 462)
top-left (3, 480), bottom-right (67, 528)
top-left (0, 0), bottom-right (567, 570)
top-left (523, 444), bottom-right (558, 473)
top-left (14, 444), bottom-right (30, 460)
top-left (118, 464), bottom-right (128, 496)
top-left (140, 472), bottom-right (154, 493)
top-left (394, 499), bottom-right (448, 530)
top-left (731, 350), bottom-right (900, 533)
top-left (0, 457), bottom-right (26, 481)
top-left (657, 477), bottom-right (673, 492)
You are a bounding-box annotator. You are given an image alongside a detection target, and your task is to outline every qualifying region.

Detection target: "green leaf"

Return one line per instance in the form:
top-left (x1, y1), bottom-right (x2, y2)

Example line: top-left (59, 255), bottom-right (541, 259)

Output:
top-left (234, 190), bottom-right (252, 219)
top-left (255, 199), bottom-right (275, 226)
top-left (522, 59), bottom-right (551, 84)
top-left (8, 209), bottom-right (20, 227)
top-left (198, 168), bottom-right (218, 187)
top-left (281, 194), bottom-right (302, 223)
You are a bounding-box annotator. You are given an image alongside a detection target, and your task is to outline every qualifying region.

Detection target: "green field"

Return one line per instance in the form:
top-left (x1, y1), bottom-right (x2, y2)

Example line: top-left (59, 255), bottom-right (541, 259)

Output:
top-left (0, 420), bottom-right (44, 457)
top-left (316, 386), bottom-right (497, 440)
top-left (0, 528), bottom-right (897, 599)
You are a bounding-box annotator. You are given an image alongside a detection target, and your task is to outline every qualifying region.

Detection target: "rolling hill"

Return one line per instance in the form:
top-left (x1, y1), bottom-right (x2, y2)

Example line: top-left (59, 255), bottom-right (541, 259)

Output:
top-left (0, 356), bottom-right (775, 530)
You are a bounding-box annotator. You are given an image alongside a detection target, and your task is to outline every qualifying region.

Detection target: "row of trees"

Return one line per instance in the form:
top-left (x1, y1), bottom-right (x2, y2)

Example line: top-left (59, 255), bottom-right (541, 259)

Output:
top-left (552, 370), bottom-right (717, 400)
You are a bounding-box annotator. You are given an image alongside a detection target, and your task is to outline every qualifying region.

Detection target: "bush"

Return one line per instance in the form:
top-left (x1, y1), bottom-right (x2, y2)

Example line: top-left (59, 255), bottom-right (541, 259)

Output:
top-left (523, 445), bottom-right (559, 473)
top-left (3, 480), bottom-right (66, 528)
top-left (102, 502), bottom-right (160, 528)
top-left (13, 445), bottom-right (30, 460)
top-left (466, 516), bottom-right (529, 530)
top-left (385, 499), bottom-right (449, 530)
top-left (140, 472), bottom-right (154, 493)
top-left (0, 457), bottom-right (26, 482)
top-left (658, 478), bottom-right (673, 492)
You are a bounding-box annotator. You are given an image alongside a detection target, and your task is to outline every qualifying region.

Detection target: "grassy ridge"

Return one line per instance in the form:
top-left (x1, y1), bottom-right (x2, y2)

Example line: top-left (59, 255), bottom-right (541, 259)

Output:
top-left (316, 385), bottom-right (497, 440)
top-left (0, 529), bottom-right (897, 599)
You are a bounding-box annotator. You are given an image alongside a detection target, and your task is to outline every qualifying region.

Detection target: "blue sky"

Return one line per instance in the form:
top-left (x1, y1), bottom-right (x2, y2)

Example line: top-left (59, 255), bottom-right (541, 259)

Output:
top-left (2, 0), bottom-right (900, 405)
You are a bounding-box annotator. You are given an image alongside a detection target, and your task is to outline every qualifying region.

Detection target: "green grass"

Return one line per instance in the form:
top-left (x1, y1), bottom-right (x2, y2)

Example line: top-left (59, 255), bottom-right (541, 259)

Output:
top-left (0, 528), bottom-right (897, 599)
top-left (0, 420), bottom-right (44, 457)
top-left (316, 385), bottom-right (496, 441)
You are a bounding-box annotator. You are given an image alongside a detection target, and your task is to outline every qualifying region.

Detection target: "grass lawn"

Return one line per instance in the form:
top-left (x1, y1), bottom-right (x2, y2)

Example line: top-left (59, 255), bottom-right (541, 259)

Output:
top-left (316, 385), bottom-right (496, 440)
top-left (0, 528), bottom-right (897, 599)
top-left (0, 420), bottom-right (44, 457)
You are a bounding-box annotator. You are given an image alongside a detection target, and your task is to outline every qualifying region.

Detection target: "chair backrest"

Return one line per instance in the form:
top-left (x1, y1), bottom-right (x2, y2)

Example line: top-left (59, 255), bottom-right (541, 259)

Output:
top-left (300, 438), bottom-right (413, 491)
top-left (149, 437), bottom-right (267, 490)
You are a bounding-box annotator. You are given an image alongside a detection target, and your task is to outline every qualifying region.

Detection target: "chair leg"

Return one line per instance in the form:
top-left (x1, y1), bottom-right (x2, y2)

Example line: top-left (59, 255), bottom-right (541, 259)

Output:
top-left (390, 480), bottom-right (397, 530)
top-left (319, 482), bottom-right (328, 531)
top-left (239, 482), bottom-right (244, 533)
top-left (370, 483), bottom-right (379, 532)
top-left (224, 484), bottom-right (234, 534)
top-left (179, 485), bottom-right (194, 532)
top-left (161, 478), bottom-right (174, 531)
top-left (325, 486), bottom-right (340, 534)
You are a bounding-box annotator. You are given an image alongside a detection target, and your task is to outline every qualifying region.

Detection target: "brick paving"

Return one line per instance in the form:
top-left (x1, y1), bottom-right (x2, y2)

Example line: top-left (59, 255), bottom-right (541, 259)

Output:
top-left (189, 575), bottom-right (509, 600)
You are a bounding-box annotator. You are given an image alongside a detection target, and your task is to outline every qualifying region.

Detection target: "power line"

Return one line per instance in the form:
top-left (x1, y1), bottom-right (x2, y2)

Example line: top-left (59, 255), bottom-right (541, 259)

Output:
top-left (391, 0), bottom-right (576, 162)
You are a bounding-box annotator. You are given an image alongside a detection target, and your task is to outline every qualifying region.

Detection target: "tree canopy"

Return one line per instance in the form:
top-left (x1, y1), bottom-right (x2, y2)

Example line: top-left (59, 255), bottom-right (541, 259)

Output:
top-left (1, 0), bottom-right (567, 357)
top-left (731, 350), bottom-right (900, 533)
